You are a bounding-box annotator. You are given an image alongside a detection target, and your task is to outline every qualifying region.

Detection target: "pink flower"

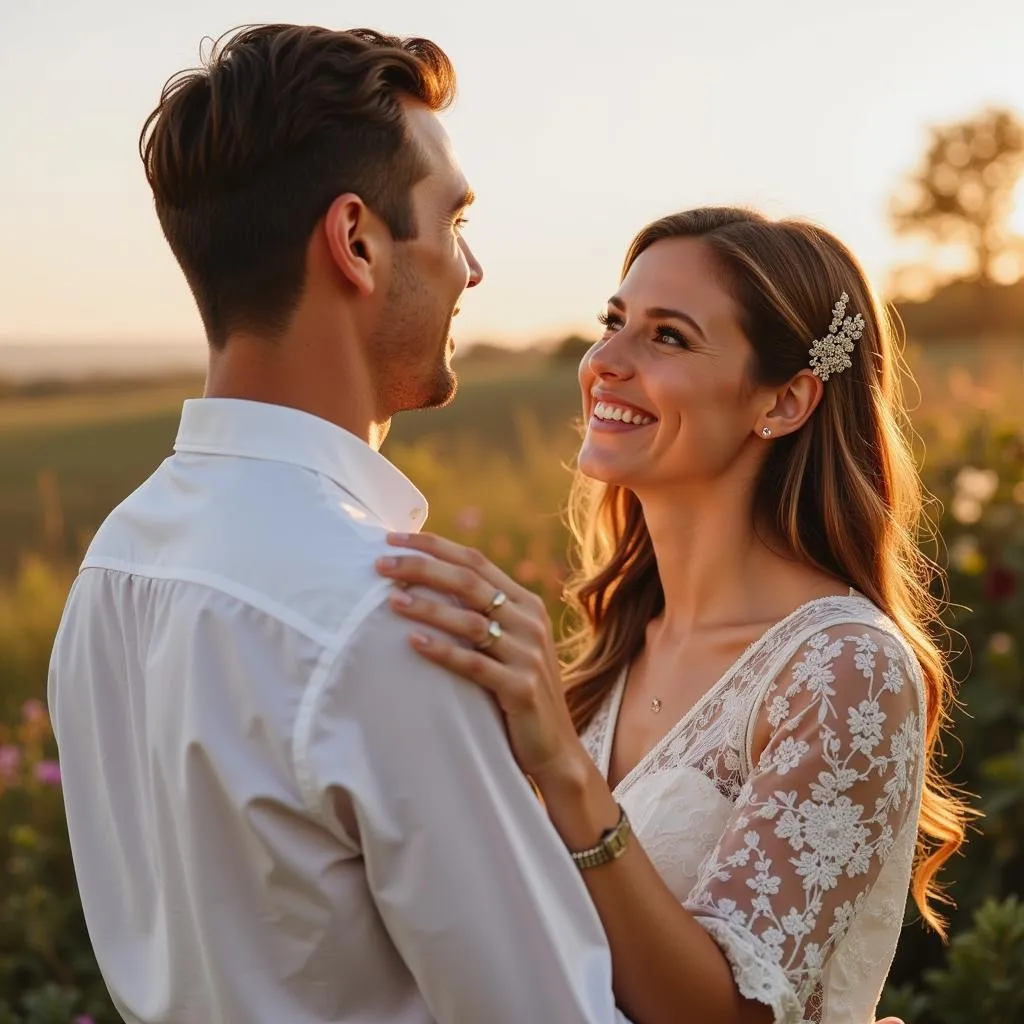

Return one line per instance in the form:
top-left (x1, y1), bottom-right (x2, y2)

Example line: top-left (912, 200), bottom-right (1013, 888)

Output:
top-left (515, 559), bottom-right (539, 583)
top-left (34, 760), bottom-right (61, 786)
top-left (454, 505), bottom-right (483, 532)
top-left (22, 698), bottom-right (47, 725)
top-left (0, 744), bottom-right (20, 783)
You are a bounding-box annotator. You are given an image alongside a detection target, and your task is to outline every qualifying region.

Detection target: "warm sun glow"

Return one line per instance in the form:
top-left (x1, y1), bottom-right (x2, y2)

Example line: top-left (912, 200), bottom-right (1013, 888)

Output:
top-left (1010, 176), bottom-right (1024, 236)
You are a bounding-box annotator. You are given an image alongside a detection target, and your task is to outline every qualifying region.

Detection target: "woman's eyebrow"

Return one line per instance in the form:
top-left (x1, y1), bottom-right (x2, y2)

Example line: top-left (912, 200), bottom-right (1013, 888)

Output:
top-left (607, 296), bottom-right (706, 340)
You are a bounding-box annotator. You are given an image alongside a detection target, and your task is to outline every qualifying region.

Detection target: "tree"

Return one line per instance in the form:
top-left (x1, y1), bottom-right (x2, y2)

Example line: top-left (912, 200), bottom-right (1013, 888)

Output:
top-left (891, 107), bottom-right (1024, 287)
top-left (550, 334), bottom-right (592, 363)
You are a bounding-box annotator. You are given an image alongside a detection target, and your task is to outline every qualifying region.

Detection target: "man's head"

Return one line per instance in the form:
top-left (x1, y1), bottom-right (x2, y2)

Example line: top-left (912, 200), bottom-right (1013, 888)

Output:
top-left (141, 25), bottom-right (482, 421)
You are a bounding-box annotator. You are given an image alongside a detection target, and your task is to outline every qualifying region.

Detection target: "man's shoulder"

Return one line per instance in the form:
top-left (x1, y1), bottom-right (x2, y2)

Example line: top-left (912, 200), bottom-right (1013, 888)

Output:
top-left (83, 457), bottom-right (403, 643)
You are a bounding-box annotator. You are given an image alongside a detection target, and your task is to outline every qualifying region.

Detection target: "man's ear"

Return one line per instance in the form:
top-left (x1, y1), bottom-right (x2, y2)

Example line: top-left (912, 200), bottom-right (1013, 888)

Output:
top-left (323, 193), bottom-right (389, 297)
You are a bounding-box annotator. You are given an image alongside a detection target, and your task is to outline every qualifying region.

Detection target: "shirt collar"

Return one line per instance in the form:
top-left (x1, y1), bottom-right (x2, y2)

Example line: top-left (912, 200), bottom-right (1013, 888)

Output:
top-left (173, 398), bottom-right (428, 532)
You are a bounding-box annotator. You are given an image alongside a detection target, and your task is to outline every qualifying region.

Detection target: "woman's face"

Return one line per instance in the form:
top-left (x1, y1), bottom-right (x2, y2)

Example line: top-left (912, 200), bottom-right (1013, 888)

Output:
top-left (578, 236), bottom-right (770, 491)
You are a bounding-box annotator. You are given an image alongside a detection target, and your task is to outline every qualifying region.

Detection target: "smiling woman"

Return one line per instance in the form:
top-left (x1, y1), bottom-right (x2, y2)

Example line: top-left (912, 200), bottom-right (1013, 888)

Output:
top-left (376, 205), bottom-right (972, 1024)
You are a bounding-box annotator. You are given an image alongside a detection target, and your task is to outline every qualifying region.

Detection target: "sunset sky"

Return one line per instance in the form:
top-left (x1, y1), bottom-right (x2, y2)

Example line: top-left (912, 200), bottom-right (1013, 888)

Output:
top-left (2, 0), bottom-right (1024, 350)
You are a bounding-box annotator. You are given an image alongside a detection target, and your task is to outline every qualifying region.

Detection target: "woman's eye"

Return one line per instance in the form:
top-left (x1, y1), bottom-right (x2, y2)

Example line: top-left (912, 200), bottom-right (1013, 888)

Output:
top-left (596, 313), bottom-right (687, 348)
top-left (655, 326), bottom-right (688, 348)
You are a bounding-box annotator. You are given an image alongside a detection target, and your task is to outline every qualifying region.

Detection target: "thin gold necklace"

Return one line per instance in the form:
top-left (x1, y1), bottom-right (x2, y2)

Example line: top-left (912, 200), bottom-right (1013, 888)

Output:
top-left (644, 589), bottom-right (858, 716)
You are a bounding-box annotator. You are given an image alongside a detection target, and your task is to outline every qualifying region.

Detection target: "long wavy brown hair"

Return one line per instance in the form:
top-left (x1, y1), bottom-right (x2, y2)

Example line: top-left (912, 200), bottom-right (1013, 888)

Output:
top-left (560, 207), bottom-right (970, 937)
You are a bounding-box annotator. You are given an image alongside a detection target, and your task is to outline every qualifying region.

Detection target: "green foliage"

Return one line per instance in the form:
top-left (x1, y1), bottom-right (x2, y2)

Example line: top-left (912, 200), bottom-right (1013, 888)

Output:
top-left (0, 647), bottom-right (116, 1022)
top-left (879, 897), bottom-right (1024, 1024)
top-left (871, 415), bottom-right (1024, 1021)
top-left (927, 897), bottom-right (1024, 1024)
top-left (0, 560), bottom-right (74, 726)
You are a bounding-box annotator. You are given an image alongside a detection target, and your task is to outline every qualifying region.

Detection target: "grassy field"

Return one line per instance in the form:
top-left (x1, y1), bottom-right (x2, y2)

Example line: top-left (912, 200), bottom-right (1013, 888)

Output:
top-left (1, 339), bottom-right (1022, 579)
top-left (0, 359), bottom-right (585, 577)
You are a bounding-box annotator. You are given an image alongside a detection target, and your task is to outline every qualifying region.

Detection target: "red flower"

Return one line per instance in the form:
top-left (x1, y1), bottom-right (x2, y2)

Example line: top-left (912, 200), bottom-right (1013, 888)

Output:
top-left (984, 565), bottom-right (1018, 602)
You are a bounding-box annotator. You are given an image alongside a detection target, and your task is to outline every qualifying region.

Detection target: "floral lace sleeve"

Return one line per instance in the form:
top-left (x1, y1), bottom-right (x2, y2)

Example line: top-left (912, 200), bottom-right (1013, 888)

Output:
top-left (683, 626), bottom-right (924, 1023)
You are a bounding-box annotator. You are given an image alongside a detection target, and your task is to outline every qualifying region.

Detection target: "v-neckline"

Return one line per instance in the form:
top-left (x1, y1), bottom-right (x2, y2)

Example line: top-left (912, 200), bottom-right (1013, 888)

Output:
top-left (601, 589), bottom-right (861, 796)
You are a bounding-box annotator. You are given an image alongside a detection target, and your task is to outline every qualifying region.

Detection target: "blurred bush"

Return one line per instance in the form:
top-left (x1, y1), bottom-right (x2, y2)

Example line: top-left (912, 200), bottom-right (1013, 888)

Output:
top-left (881, 896), bottom-right (1024, 1024)
top-left (2, 410), bottom-right (1023, 1021)
top-left (0, 564), bottom-right (113, 1022)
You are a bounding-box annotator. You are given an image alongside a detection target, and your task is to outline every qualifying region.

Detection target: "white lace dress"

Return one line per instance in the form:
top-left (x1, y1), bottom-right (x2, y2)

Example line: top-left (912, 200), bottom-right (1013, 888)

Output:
top-left (580, 594), bottom-right (926, 1024)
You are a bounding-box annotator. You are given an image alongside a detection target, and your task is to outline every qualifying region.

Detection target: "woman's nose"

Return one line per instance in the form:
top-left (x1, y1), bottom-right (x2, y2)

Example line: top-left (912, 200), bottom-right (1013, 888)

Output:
top-left (585, 333), bottom-right (634, 380)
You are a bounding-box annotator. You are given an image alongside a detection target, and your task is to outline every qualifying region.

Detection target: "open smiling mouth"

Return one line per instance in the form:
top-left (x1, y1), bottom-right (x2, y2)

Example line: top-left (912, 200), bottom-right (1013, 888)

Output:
top-left (590, 400), bottom-right (657, 428)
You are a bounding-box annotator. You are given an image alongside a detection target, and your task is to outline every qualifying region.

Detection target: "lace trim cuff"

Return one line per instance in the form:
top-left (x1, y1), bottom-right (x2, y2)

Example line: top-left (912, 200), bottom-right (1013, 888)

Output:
top-left (689, 913), bottom-right (803, 1024)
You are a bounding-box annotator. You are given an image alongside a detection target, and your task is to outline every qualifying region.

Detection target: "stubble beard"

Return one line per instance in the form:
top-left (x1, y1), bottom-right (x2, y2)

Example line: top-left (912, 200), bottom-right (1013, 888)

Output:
top-left (374, 253), bottom-right (458, 414)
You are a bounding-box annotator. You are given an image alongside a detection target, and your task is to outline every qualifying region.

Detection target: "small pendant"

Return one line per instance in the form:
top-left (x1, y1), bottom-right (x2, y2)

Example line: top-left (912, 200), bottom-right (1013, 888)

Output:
top-left (650, 697), bottom-right (663, 714)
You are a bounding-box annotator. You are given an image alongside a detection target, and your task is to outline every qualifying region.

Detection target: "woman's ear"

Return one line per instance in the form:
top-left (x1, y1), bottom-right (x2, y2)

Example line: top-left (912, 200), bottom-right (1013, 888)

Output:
top-left (756, 369), bottom-right (824, 439)
top-left (323, 193), bottom-right (390, 297)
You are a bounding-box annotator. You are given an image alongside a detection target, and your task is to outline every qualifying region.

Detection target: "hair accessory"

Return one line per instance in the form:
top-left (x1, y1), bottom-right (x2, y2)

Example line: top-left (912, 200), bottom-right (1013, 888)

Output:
top-left (809, 292), bottom-right (864, 381)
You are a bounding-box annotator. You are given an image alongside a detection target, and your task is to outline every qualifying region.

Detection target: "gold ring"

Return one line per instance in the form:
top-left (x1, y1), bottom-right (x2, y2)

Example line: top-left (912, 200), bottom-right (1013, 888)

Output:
top-left (484, 589), bottom-right (508, 616)
top-left (475, 618), bottom-right (503, 651)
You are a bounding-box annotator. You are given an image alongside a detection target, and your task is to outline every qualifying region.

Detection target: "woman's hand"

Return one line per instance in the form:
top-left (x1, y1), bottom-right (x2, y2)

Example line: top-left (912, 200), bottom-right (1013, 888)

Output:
top-left (375, 531), bottom-right (585, 786)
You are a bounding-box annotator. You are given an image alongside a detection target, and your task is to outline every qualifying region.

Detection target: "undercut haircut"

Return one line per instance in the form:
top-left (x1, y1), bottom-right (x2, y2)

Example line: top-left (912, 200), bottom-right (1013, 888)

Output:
top-left (140, 24), bottom-right (456, 346)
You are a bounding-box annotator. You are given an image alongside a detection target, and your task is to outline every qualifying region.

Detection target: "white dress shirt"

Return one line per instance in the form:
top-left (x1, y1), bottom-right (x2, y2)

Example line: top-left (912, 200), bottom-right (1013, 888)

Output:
top-left (48, 397), bottom-right (626, 1024)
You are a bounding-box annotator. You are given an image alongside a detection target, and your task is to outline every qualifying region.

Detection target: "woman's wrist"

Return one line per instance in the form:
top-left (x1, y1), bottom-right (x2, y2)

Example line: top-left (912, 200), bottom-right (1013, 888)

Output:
top-left (531, 745), bottom-right (622, 852)
top-left (531, 742), bottom-right (593, 796)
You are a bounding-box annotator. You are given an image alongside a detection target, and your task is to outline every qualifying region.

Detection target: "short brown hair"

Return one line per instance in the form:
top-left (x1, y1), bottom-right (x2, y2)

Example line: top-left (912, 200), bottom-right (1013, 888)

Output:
top-left (139, 24), bottom-right (456, 347)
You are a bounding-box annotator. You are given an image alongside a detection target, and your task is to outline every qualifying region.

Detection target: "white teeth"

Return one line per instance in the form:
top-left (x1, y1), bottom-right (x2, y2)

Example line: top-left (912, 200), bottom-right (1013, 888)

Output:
top-left (592, 401), bottom-right (655, 426)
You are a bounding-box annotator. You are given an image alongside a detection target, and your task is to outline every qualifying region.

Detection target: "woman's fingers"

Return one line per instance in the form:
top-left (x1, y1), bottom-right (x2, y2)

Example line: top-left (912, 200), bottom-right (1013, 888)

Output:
top-left (404, 614), bottom-right (573, 780)
top-left (376, 553), bottom-right (497, 612)
top-left (387, 564), bottom-right (577, 781)
top-left (387, 587), bottom-right (519, 651)
top-left (385, 531), bottom-right (530, 603)
top-left (404, 626), bottom-right (534, 709)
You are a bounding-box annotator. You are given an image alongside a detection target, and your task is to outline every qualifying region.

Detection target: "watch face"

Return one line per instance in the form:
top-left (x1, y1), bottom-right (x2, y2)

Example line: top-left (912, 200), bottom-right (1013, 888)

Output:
top-left (601, 809), bottom-right (630, 859)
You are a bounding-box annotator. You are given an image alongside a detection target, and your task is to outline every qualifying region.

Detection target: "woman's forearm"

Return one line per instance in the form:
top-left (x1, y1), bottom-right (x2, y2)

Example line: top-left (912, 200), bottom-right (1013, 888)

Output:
top-left (534, 753), bottom-right (770, 1024)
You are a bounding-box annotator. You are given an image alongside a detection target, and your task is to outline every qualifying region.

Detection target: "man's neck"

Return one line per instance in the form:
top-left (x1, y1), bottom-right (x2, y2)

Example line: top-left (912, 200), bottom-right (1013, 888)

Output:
top-left (204, 335), bottom-right (388, 449)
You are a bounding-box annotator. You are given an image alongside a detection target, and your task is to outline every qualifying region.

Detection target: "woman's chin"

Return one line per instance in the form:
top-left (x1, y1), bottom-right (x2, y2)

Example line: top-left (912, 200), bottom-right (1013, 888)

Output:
top-left (577, 446), bottom-right (637, 487)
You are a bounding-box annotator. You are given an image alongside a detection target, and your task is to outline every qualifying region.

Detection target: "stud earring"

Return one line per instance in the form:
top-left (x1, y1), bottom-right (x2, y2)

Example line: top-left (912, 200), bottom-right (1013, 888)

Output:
top-left (761, 426), bottom-right (773, 438)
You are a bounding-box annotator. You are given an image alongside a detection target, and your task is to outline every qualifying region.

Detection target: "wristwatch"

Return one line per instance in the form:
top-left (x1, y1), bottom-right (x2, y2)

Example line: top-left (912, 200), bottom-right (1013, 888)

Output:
top-left (569, 804), bottom-right (632, 871)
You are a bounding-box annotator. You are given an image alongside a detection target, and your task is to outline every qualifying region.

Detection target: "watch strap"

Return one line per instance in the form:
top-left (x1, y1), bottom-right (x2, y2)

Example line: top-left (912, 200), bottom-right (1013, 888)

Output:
top-left (569, 804), bottom-right (632, 871)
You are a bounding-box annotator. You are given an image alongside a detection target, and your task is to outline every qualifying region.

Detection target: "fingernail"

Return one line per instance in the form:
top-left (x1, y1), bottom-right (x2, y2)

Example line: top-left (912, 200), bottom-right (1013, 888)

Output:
top-left (411, 632), bottom-right (431, 647)
top-left (376, 556), bottom-right (397, 571)
top-left (388, 532), bottom-right (411, 543)
top-left (390, 590), bottom-right (412, 607)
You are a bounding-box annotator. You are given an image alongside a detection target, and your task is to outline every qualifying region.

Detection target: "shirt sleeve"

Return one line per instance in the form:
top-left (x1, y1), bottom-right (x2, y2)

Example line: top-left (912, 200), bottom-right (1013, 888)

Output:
top-left (302, 587), bottom-right (628, 1024)
top-left (683, 625), bottom-right (925, 1023)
